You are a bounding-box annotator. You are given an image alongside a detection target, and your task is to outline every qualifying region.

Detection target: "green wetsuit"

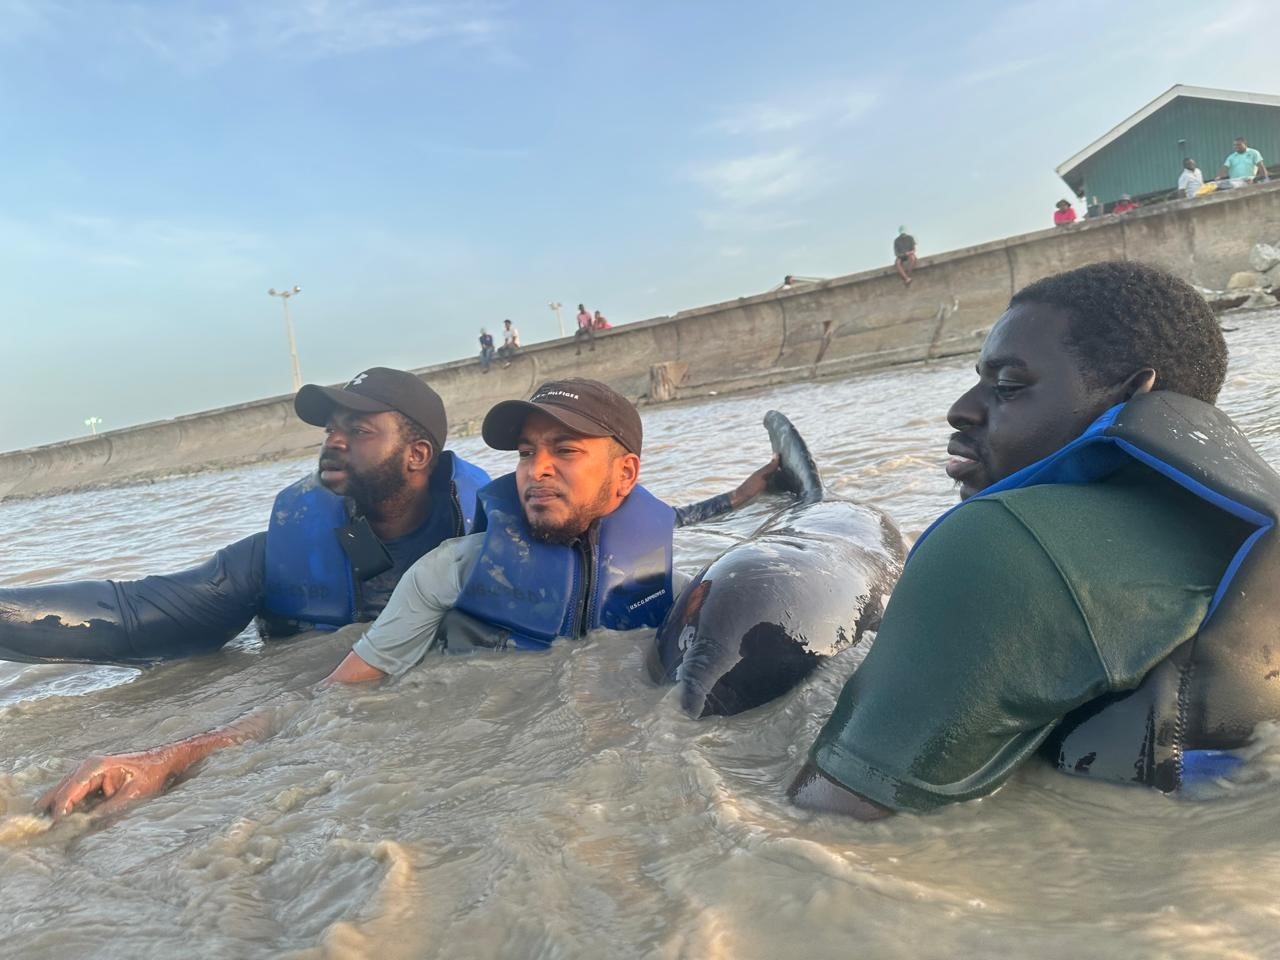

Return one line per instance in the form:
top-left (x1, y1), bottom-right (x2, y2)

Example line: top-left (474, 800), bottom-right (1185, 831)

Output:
top-left (809, 463), bottom-right (1251, 813)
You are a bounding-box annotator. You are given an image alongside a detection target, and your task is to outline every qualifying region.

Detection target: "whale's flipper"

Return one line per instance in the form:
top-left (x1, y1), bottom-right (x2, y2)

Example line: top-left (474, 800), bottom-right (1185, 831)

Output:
top-left (764, 410), bottom-right (824, 504)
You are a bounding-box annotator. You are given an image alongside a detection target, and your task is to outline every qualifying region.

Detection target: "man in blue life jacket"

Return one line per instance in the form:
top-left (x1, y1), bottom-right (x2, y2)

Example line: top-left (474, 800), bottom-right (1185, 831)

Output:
top-left (0, 367), bottom-right (492, 665)
top-left (38, 379), bottom-right (781, 817)
top-left (791, 260), bottom-right (1280, 818)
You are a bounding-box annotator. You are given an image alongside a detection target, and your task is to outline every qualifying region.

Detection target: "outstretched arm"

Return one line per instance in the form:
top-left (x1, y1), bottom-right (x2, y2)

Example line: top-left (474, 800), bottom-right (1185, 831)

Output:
top-left (673, 455), bottom-right (780, 527)
top-left (33, 537), bottom-right (471, 820)
top-left (37, 651), bottom-right (387, 819)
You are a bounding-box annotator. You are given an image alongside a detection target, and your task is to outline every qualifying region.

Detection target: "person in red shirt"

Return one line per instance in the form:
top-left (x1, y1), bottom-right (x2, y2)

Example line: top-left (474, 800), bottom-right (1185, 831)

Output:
top-left (593, 310), bottom-right (612, 330)
top-left (574, 303), bottom-right (595, 355)
top-left (1112, 194), bottom-right (1140, 214)
top-left (1053, 199), bottom-right (1077, 227)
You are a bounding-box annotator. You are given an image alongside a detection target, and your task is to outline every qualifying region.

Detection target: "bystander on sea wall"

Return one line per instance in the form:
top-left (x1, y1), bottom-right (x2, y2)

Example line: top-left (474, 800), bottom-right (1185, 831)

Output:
top-left (4, 182), bottom-right (1279, 500)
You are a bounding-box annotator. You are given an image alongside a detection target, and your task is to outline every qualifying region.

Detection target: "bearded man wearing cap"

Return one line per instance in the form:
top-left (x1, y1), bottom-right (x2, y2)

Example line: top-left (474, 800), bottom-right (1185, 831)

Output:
top-left (38, 379), bottom-right (781, 817)
top-left (0, 367), bottom-right (490, 666)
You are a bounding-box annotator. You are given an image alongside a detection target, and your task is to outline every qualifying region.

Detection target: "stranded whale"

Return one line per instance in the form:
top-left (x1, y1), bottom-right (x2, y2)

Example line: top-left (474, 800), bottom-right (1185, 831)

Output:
top-left (647, 411), bottom-right (905, 717)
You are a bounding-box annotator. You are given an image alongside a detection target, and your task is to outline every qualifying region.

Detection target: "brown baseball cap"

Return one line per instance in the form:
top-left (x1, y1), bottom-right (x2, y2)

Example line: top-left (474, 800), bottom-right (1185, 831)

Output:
top-left (482, 378), bottom-right (642, 454)
top-left (295, 367), bottom-right (447, 448)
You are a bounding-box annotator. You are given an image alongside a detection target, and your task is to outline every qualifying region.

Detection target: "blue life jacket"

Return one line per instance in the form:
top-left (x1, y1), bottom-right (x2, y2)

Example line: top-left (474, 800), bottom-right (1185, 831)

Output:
top-left (261, 450), bottom-right (489, 632)
top-left (452, 474), bottom-right (675, 649)
top-left (916, 392), bottom-right (1280, 792)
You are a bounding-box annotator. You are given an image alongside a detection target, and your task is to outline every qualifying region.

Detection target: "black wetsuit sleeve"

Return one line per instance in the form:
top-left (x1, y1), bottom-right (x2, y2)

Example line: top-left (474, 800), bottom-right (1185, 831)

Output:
top-left (0, 533), bottom-right (267, 666)
top-left (672, 493), bottom-right (733, 528)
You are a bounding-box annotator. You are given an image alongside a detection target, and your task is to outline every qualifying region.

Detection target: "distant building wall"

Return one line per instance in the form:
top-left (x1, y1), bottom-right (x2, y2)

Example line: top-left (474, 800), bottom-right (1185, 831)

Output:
top-left (3, 182), bottom-right (1278, 501)
top-left (1064, 97), bottom-right (1280, 204)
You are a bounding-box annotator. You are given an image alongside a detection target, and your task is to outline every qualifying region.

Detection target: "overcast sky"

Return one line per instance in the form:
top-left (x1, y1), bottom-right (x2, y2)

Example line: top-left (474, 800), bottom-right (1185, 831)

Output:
top-left (1, 0), bottom-right (1273, 450)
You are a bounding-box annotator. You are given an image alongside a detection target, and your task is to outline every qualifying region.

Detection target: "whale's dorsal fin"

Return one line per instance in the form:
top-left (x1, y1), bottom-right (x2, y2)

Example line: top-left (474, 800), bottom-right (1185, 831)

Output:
top-left (764, 410), bottom-right (824, 504)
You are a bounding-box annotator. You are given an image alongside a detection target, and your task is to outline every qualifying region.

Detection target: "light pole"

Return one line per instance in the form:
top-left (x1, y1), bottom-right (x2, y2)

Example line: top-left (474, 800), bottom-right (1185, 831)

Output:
top-left (548, 300), bottom-right (564, 338)
top-left (84, 416), bottom-right (103, 435)
top-left (268, 285), bottom-right (303, 392)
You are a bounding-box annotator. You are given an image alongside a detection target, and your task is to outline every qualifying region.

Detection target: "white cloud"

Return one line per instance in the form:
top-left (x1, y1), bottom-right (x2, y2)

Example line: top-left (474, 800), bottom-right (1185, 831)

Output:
top-left (715, 87), bottom-right (877, 136)
top-left (0, 0), bottom-right (60, 44)
top-left (695, 208), bottom-right (810, 235)
top-left (958, 57), bottom-right (1040, 87)
top-left (74, 0), bottom-right (509, 69)
top-left (692, 148), bottom-right (811, 206)
top-left (129, 8), bottom-right (233, 70)
top-left (694, 84), bottom-right (867, 234)
top-left (254, 0), bottom-right (504, 58)
top-left (0, 211), bottom-right (266, 276)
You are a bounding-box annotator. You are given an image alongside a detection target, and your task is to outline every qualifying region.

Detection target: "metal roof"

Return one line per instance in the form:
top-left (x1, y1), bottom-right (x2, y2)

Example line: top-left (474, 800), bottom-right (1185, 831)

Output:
top-left (1056, 85), bottom-right (1280, 177)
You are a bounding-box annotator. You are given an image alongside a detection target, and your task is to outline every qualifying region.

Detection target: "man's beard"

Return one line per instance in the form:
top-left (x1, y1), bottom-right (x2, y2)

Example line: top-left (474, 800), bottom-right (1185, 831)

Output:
top-left (526, 477), bottom-right (614, 545)
top-left (319, 448), bottom-right (409, 514)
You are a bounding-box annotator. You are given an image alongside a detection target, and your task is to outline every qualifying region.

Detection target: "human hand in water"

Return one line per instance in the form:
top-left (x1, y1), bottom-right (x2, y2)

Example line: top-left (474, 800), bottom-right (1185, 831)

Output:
top-left (730, 454), bottom-right (782, 508)
top-left (37, 747), bottom-right (180, 819)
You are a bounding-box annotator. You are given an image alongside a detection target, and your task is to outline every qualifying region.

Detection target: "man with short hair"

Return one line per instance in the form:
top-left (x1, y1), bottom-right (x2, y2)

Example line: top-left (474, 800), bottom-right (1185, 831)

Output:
top-left (0, 367), bottom-right (492, 664)
top-left (791, 260), bottom-right (1280, 818)
top-left (1218, 136), bottom-right (1268, 184)
top-left (478, 328), bottom-right (495, 372)
top-left (1178, 157), bottom-right (1204, 199)
top-left (39, 379), bottom-right (780, 816)
top-left (498, 318), bottom-right (521, 367)
top-left (893, 227), bottom-right (916, 286)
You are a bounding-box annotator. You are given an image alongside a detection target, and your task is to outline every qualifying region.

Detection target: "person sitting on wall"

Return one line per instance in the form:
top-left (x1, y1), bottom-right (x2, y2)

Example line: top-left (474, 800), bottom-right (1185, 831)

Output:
top-left (478, 328), bottom-right (496, 372)
top-left (790, 260), bottom-right (1280, 818)
top-left (38, 379), bottom-right (783, 819)
top-left (1112, 194), bottom-right (1139, 214)
top-left (593, 310), bottom-right (612, 331)
top-left (574, 303), bottom-right (595, 355)
top-left (498, 318), bottom-right (522, 367)
top-left (1217, 136), bottom-right (1268, 187)
top-left (893, 227), bottom-right (917, 286)
top-left (0, 368), bottom-right (493, 666)
top-left (1053, 199), bottom-right (1077, 226)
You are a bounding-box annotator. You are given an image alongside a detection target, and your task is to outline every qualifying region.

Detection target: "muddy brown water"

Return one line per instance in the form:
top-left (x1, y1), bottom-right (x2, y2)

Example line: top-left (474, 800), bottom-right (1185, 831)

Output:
top-left (3, 307), bottom-right (1280, 959)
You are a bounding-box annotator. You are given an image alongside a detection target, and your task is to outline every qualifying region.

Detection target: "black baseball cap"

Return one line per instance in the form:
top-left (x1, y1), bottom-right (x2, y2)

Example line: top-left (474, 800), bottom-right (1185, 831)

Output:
top-left (294, 367), bottom-right (447, 448)
top-left (482, 378), bottom-right (642, 455)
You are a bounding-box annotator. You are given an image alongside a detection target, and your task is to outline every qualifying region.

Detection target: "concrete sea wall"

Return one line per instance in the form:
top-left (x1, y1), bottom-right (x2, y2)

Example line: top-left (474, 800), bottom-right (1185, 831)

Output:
top-left (4, 182), bottom-right (1279, 501)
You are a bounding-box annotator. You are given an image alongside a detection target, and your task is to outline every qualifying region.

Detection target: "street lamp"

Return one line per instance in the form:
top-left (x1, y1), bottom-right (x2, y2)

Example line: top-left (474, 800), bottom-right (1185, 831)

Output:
top-left (268, 285), bottom-right (303, 392)
top-left (548, 300), bottom-right (564, 337)
top-left (84, 416), bottom-right (103, 435)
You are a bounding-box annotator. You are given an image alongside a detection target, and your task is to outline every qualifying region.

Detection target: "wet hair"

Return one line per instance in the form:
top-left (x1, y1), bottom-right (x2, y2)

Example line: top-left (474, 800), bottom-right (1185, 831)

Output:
top-left (1009, 260), bottom-right (1227, 403)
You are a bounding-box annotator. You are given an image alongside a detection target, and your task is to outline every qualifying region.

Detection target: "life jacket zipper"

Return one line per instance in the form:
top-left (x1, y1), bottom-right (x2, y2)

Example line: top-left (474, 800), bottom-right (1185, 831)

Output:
top-left (574, 537), bottom-right (596, 637)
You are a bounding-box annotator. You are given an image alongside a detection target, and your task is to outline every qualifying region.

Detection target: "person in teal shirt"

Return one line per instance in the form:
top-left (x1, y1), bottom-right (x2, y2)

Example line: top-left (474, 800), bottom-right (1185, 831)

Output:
top-left (1218, 136), bottom-right (1268, 182)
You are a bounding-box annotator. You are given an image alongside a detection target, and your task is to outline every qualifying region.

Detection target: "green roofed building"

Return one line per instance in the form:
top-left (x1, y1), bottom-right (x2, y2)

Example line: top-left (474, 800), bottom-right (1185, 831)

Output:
top-left (1057, 85), bottom-right (1279, 210)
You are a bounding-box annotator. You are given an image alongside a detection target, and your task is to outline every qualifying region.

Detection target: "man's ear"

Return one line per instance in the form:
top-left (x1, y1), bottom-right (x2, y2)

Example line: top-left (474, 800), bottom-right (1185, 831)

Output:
top-left (615, 451), bottom-right (641, 498)
top-left (1116, 368), bottom-right (1157, 401)
top-left (406, 440), bottom-right (434, 474)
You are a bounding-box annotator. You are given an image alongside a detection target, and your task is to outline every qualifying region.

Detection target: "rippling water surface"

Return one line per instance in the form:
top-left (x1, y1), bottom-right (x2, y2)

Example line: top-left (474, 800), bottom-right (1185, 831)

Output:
top-left (3, 308), bottom-right (1280, 959)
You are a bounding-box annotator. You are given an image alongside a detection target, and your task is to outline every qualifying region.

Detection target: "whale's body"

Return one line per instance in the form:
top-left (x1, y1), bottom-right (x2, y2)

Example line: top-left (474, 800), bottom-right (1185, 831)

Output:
top-left (647, 411), bottom-right (905, 717)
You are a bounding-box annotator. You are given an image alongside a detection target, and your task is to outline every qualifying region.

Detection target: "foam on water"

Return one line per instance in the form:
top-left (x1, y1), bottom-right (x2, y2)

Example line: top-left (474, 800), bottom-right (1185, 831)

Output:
top-left (2, 308), bottom-right (1280, 958)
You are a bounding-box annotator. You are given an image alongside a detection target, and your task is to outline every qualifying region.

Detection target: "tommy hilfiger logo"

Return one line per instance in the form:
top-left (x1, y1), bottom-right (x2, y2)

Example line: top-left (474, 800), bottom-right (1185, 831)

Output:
top-left (533, 389), bottom-right (580, 403)
top-left (347, 372), bottom-right (370, 388)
